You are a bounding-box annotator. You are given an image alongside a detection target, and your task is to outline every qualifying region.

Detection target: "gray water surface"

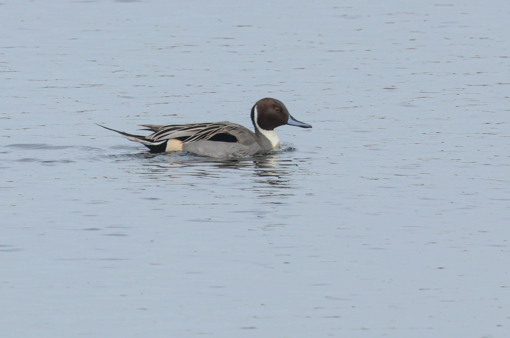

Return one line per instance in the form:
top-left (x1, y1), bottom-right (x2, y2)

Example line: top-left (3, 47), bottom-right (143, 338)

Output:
top-left (2, 0), bottom-right (510, 337)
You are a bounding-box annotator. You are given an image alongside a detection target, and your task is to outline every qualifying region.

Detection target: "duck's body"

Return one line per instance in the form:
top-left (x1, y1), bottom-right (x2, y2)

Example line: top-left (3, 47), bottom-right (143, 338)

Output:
top-left (98, 98), bottom-right (312, 158)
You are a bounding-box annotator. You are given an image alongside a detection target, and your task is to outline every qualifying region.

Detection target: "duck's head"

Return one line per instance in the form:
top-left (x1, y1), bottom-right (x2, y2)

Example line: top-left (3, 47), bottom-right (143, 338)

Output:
top-left (251, 98), bottom-right (312, 132)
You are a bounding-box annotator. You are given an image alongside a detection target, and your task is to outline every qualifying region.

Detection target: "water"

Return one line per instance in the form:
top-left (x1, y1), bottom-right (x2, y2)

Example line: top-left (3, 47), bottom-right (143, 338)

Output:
top-left (2, 0), bottom-right (510, 337)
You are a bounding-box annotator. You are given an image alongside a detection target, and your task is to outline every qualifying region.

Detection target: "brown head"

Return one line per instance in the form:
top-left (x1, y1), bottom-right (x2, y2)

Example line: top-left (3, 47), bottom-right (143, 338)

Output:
top-left (250, 98), bottom-right (312, 131)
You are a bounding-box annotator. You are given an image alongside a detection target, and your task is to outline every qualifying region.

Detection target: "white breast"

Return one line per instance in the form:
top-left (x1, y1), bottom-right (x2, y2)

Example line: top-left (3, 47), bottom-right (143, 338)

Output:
top-left (258, 129), bottom-right (280, 148)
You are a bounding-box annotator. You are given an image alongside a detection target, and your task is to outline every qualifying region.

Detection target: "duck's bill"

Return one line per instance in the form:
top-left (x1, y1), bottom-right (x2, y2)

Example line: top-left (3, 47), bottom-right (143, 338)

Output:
top-left (287, 114), bottom-right (312, 128)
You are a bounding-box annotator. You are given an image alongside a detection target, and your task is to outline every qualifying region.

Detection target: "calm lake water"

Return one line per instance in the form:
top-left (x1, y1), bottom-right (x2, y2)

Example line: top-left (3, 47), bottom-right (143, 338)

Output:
top-left (2, 0), bottom-right (510, 337)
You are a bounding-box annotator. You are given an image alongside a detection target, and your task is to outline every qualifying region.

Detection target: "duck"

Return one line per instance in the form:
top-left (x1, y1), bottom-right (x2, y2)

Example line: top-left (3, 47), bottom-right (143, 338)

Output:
top-left (98, 97), bottom-right (312, 158)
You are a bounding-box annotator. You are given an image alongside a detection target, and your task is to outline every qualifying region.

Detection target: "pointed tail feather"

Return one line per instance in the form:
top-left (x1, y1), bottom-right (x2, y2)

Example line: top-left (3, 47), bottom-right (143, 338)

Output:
top-left (95, 124), bottom-right (165, 147)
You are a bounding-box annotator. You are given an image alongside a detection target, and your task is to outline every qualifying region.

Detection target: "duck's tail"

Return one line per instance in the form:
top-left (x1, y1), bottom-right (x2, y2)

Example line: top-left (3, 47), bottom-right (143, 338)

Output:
top-left (96, 124), bottom-right (168, 153)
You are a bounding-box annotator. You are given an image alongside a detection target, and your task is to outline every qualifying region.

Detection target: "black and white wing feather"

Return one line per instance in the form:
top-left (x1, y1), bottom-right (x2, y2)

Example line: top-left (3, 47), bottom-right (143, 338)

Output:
top-left (143, 122), bottom-right (241, 144)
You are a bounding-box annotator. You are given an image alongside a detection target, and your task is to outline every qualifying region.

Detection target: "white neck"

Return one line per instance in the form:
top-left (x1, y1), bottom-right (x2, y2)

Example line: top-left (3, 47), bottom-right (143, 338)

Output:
top-left (254, 106), bottom-right (280, 148)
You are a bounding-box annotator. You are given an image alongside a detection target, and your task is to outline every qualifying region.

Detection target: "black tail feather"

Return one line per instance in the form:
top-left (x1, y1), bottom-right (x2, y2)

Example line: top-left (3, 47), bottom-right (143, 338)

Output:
top-left (146, 142), bottom-right (168, 153)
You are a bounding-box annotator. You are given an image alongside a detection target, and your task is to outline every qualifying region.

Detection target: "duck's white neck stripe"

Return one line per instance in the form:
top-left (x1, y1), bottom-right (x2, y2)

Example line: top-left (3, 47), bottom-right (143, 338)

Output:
top-left (254, 106), bottom-right (280, 149)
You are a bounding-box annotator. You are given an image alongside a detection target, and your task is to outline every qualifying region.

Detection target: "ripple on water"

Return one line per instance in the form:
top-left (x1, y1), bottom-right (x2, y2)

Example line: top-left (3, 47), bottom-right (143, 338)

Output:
top-left (15, 158), bottom-right (76, 165)
top-left (4, 143), bottom-right (104, 165)
top-left (0, 245), bottom-right (22, 252)
top-left (7, 143), bottom-right (101, 152)
top-left (6, 143), bottom-right (74, 150)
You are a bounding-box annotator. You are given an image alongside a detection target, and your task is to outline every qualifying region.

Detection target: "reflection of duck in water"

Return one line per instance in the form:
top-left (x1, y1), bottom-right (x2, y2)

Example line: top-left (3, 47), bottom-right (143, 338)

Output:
top-left (98, 98), bottom-right (311, 158)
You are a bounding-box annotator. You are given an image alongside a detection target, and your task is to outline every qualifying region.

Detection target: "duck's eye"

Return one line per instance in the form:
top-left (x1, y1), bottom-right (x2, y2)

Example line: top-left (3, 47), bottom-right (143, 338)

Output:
top-left (275, 107), bottom-right (281, 112)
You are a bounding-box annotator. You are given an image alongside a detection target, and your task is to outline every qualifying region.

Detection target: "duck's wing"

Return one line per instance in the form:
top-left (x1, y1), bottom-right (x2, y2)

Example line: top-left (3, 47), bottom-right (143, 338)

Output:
top-left (147, 122), bottom-right (246, 144)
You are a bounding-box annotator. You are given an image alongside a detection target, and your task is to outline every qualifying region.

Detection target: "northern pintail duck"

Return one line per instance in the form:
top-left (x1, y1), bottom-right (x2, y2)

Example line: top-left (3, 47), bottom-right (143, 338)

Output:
top-left (98, 98), bottom-right (312, 158)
